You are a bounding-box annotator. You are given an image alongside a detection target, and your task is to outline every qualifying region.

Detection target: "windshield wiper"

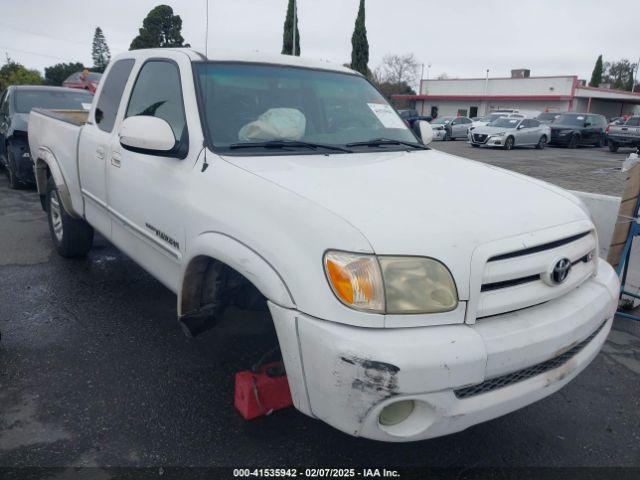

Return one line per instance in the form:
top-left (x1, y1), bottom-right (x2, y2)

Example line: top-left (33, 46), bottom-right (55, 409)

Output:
top-left (346, 138), bottom-right (428, 150)
top-left (229, 140), bottom-right (353, 153)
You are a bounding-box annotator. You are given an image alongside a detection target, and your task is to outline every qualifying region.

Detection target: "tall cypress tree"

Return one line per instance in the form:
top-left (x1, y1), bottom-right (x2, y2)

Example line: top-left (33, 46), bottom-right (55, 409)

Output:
top-left (91, 27), bottom-right (111, 73)
top-left (589, 54), bottom-right (603, 87)
top-left (281, 0), bottom-right (300, 56)
top-left (350, 0), bottom-right (369, 76)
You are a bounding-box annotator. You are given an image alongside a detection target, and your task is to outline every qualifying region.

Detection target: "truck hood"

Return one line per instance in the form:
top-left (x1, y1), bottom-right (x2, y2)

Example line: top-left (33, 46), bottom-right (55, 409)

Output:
top-left (222, 149), bottom-right (588, 297)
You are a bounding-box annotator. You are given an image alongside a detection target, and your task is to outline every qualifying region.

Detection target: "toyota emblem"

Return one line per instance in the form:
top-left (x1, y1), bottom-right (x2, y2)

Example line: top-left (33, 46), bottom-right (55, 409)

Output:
top-left (551, 258), bottom-right (572, 284)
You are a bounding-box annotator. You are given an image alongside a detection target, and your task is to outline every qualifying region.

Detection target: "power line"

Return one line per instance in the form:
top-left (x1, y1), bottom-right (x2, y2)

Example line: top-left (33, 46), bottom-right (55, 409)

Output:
top-left (0, 44), bottom-right (77, 62)
top-left (0, 21), bottom-right (88, 47)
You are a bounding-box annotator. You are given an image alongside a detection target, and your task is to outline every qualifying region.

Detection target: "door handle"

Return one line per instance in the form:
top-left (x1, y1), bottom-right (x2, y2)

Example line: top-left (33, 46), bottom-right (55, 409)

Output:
top-left (96, 146), bottom-right (105, 159)
top-left (111, 152), bottom-right (122, 168)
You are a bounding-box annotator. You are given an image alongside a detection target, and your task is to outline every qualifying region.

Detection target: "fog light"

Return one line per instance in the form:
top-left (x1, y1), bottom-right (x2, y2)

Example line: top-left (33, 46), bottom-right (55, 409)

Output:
top-left (378, 400), bottom-right (414, 426)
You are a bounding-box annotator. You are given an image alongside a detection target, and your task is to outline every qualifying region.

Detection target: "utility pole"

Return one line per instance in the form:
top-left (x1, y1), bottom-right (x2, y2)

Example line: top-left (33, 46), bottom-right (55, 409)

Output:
top-left (484, 69), bottom-right (490, 115)
top-left (633, 57), bottom-right (639, 93)
top-left (292, 0), bottom-right (297, 56)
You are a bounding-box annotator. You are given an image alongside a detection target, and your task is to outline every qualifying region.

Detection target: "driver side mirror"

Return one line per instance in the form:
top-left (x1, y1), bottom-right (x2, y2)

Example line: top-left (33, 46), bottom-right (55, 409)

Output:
top-left (517, 124), bottom-right (525, 129)
top-left (119, 116), bottom-right (176, 153)
top-left (416, 120), bottom-right (433, 145)
top-left (584, 122), bottom-right (592, 127)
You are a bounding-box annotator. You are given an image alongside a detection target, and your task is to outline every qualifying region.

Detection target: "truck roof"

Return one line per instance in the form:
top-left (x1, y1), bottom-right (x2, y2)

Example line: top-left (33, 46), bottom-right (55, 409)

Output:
top-left (117, 48), bottom-right (358, 75)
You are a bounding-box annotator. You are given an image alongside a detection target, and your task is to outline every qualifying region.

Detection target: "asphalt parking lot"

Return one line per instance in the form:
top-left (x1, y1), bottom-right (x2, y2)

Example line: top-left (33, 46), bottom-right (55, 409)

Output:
top-left (1, 144), bottom-right (640, 472)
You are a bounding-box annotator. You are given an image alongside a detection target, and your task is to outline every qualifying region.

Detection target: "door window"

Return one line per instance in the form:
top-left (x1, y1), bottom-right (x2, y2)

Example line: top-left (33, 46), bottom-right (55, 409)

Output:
top-left (95, 58), bottom-right (135, 133)
top-left (126, 60), bottom-right (188, 155)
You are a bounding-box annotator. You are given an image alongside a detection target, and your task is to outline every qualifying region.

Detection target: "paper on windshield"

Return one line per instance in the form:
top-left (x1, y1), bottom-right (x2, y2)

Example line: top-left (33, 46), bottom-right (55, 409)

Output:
top-left (367, 103), bottom-right (406, 129)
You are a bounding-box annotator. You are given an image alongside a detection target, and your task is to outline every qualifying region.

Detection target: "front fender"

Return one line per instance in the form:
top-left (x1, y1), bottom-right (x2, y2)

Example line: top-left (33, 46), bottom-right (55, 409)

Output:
top-left (34, 147), bottom-right (81, 218)
top-left (179, 231), bottom-right (296, 316)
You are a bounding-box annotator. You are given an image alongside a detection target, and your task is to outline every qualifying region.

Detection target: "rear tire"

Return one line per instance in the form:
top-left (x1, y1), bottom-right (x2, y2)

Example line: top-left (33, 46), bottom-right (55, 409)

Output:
top-left (46, 177), bottom-right (94, 257)
top-left (535, 135), bottom-right (547, 150)
top-left (608, 141), bottom-right (618, 153)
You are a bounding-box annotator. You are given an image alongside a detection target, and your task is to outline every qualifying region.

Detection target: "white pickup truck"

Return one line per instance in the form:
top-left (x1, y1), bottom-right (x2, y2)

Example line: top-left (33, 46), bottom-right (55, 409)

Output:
top-left (28, 48), bottom-right (619, 442)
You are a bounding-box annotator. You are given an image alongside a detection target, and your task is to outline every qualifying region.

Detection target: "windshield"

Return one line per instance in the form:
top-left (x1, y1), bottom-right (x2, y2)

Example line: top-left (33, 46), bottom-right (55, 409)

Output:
top-left (553, 114), bottom-right (586, 126)
top-left (87, 72), bottom-right (102, 82)
top-left (431, 117), bottom-right (452, 125)
top-left (14, 89), bottom-right (93, 113)
top-left (195, 63), bottom-right (417, 153)
top-left (490, 117), bottom-right (520, 128)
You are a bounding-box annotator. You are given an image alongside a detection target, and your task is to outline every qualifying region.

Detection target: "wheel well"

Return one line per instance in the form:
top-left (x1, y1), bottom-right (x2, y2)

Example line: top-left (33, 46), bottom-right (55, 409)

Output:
top-left (180, 255), bottom-right (268, 319)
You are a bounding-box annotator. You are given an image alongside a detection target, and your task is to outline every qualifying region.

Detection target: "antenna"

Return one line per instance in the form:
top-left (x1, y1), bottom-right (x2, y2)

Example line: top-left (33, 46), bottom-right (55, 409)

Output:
top-left (205, 0), bottom-right (209, 59)
top-left (292, 0), bottom-right (297, 56)
top-left (202, 0), bottom-right (210, 172)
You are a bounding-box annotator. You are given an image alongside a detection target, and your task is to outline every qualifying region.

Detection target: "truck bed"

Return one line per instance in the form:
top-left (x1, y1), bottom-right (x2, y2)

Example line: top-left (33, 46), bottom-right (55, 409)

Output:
top-left (31, 108), bottom-right (89, 126)
top-left (28, 108), bottom-right (87, 216)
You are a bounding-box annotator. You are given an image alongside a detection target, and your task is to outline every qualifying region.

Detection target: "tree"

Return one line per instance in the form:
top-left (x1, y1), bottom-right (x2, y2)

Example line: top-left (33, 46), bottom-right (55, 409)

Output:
top-left (130, 5), bottom-right (190, 50)
top-left (44, 62), bottom-right (85, 86)
top-left (604, 59), bottom-right (637, 91)
top-left (589, 54), bottom-right (603, 87)
top-left (350, 0), bottom-right (369, 76)
top-left (0, 56), bottom-right (43, 91)
top-left (375, 53), bottom-right (420, 88)
top-left (281, 0), bottom-right (300, 56)
top-left (376, 81), bottom-right (416, 105)
top-left (92, 27), bottom-right (111, 72)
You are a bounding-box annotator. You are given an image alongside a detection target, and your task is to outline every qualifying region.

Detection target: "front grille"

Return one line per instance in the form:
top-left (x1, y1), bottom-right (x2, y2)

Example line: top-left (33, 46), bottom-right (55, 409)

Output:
top-left (454, 321), bottom-right (606, 399)
top-left (475, 230), bottom-right (597, 318)
top-left (473, 133), bottom-right (488, 143)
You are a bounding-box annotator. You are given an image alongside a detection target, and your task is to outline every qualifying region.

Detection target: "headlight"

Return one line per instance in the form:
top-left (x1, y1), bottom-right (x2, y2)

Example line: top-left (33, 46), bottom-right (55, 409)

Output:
top-left (558, 130), bottom-right (570, 136)
top-left (324, 251), bottom-right (458, 314)
top-left (492, 131), bottom-right (506, 137)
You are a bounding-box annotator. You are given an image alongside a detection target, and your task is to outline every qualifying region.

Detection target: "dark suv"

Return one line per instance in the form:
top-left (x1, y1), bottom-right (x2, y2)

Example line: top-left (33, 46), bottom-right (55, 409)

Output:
top-left (549, 113), bottom-right (607, 148)
top-left (0, 86), bottom-right (93, 188)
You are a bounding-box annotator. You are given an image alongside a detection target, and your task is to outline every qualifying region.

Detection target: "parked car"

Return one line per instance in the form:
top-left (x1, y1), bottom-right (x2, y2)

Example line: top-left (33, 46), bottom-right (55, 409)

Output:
top-left (606, 116), bottom-right (640, 152)
top-left (0, 85), bottom-right (93, 188)
top-left (28, 48), bottom-right (618, 442)
top-left (398, 109), bottom-right (433, 138)
top-left (398, 109), bottom-right (432, 126)
top-left (469, 116), bottom-right (550, 150)
top-left (549, 113), bottom-right (607, 148)
top-left (430, 115), bottom-right (474, 140)
top-left (537, 112), bottom-right (562, 125)
top-left (62, 70), bottom-right (102, 93)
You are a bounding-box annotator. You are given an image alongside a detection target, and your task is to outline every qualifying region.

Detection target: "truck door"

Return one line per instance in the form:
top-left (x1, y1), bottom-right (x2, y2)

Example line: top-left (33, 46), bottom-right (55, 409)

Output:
top-left (78, 58), bottom-right (135, 237)
top-left (106, 57), bottom-right (194, 291)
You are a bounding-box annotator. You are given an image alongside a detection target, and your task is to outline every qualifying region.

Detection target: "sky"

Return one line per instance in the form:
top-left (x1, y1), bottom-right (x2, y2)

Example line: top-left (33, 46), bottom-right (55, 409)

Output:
top-left (0, 0), bottom-right (639, 84)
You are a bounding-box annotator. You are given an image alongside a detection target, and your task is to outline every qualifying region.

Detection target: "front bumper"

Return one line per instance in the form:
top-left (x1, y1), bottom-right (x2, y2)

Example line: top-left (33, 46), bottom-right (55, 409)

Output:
top-left (549, 134), bottom-right (572, 145)
top-left (469, 134), bottom-right (506, 147)
top-left (270, 259), bottom-right (619, 441)
top-left (15, 151), bottom-right (35, 183)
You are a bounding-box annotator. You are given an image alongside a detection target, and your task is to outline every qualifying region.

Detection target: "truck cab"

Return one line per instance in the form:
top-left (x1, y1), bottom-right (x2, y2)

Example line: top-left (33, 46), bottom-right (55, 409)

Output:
top-left (28, 48), bottom-right (619, 442)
